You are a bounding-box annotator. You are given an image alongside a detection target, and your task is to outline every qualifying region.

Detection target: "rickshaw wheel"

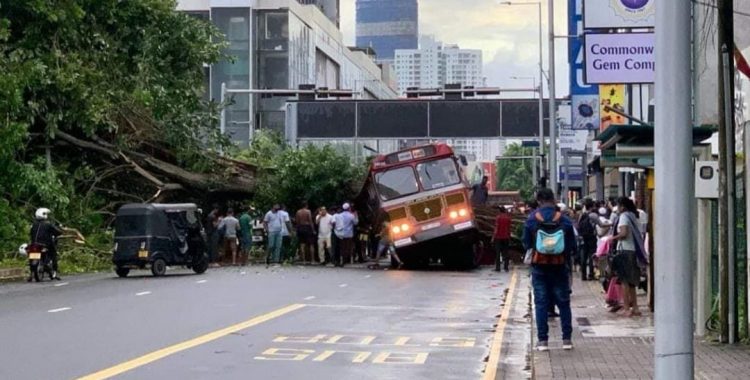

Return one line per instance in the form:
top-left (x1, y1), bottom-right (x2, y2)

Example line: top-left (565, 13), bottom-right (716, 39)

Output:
top-left (115, 267), bottom-right (130, 278)
top-left (151, 258), bottom-right (167, 277)
top-left (193, 260), bottom-right (208, 274)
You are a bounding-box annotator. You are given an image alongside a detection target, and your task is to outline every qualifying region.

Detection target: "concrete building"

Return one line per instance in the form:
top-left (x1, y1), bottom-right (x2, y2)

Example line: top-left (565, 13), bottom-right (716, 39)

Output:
top-left (177, 0), bottom-right (398, 146)
top-left (394, 38), bottom-right (484, 95)
top-left (296, 0), bottom-right (339, 27)
top-left (447, 139), bottom-right (505, 163)
top-left (356, 0), bottom-right (418, 61)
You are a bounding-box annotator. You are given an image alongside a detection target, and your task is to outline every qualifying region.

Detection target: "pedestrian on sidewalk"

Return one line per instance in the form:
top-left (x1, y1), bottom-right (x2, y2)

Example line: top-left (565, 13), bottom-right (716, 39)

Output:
top-left (578, 199), bottom-right (600, 281)
top-left (218, 208), bottom-right (240, 265)
top-left (295, 201), bottom-right (315, 264)
top-left (492, 206), bottom-right (512, 272)
top-left (315, 207), bottom-right (333, 265)
top-left (523, 188), bottom-right (577, 351)
top-left (606, 197), bottom-right (648, 317)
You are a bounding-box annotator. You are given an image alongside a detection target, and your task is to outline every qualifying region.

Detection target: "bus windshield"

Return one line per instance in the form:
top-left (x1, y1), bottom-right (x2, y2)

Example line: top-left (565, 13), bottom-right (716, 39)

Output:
top-left (417, 158), bottom-right (461, 190)
top-left (375, 166), bottom-right (419, 200)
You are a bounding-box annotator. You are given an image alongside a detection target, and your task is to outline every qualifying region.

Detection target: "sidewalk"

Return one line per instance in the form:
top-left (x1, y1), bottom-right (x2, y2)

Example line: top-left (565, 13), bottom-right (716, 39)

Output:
top-left (531, 275), bottom-right (750, 379)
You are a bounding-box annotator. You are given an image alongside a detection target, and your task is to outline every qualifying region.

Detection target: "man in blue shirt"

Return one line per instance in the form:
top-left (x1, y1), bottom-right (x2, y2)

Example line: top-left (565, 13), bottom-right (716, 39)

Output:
top-left (522, 188), bottom-right (577, 352)
top-left (332, 203), bottom-right (358, 267)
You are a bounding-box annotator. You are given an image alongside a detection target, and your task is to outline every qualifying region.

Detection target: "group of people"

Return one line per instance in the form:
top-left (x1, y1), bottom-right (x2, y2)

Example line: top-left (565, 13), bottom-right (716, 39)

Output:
top-left (263, 201), bottom-right (400, 269)
top-left (202, 201), bottom-right (402, 269)
top-left (205, 205), bottom-right (259, 266)
top-left (522, 189), bottom-right (650, 352)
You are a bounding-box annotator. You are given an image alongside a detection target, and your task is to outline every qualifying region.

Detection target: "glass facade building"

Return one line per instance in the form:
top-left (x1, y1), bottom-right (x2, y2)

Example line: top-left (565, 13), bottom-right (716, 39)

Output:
top-left (177, 0), bottom-right (397, 147)
top-left (356, 0), bottom-right (418, 61)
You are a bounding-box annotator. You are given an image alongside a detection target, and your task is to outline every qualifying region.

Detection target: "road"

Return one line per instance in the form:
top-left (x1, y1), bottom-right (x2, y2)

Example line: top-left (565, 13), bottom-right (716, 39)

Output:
top-left (0, 264), bottom-right (530, 380)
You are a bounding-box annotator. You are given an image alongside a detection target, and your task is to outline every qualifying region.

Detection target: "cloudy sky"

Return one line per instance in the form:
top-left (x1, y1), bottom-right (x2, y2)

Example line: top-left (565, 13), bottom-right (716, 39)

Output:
top-left (339, 0), bottom-right (571, 97)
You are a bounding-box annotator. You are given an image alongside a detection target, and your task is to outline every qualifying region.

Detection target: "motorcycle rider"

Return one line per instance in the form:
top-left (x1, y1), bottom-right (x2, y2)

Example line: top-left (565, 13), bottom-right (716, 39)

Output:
top-left (30, 208), bottom-right (63, 281)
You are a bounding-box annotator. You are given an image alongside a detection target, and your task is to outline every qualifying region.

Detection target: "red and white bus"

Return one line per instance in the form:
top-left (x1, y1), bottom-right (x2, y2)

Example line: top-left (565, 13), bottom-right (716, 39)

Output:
top-left (356, 143), bottom-right (480, 268)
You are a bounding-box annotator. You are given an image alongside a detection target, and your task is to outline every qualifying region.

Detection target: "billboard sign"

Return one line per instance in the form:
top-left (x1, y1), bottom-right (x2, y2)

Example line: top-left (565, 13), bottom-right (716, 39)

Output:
top-left (569, 0), bottom-right (599, 130)
top-left (583, 0), bottom-right (655, 29)
top-left (571, 95), bottom-right (599, 130)
top-left (599, 84), bottom-right (628, 131)
top-left (584, 32), bottom-right (655, 84)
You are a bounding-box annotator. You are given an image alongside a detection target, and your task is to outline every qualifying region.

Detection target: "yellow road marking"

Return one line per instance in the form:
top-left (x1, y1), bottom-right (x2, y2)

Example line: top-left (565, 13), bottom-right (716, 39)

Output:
top-left (77, 303), bottom-right (306, 380)
top-left (483, 269), bottom-right (519, 380)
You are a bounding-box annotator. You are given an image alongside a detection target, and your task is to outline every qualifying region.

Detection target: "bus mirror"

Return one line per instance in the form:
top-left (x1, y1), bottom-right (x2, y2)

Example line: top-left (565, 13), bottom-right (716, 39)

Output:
top-left (459, 155), bottom-right (468, 166)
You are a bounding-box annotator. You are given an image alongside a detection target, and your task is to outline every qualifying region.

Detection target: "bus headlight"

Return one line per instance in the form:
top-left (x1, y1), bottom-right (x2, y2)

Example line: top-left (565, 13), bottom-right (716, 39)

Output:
top-left (392, 226), bottom-right (401, 234)
top-left (401, 223), bottom-right (410, 232)
top-left (449, 211), bottom-right (458, 219)
top-left (458, 208), bottom-right (468, 217)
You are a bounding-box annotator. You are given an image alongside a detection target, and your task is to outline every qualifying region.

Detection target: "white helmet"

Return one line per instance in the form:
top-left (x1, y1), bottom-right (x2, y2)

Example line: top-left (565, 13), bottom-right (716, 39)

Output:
top-left (18, 243), bottom-right (28, 257)
top-left (35, 208), bottom-right (51, 220)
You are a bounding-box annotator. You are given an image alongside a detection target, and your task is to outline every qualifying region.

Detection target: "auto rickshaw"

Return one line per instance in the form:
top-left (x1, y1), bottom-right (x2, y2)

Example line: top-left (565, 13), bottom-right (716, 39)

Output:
top-left (112, 203), bottom-right (209, 277)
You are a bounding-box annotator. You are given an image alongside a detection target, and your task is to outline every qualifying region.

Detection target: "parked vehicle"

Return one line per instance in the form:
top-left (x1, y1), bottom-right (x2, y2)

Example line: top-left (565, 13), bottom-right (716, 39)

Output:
top-left (112, 203), bottom-right (208, 277)
top-left (21, 243), bottom-right (54, 282)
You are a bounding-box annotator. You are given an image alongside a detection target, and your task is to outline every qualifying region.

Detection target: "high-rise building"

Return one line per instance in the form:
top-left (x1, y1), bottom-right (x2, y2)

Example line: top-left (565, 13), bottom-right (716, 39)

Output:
top-left (394, 38), bottom-right (483, 95)
top-left (297, 0), bottom-right (339, 27)
top-left (356, 0), bottom-right (418, 61)
top-left (177, 0), bottom-right (397, 147)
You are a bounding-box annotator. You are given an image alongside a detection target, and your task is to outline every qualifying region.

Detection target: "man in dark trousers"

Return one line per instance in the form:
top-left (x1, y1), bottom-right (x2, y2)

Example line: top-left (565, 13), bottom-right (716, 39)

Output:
top-left (523, 188), bottom-right (576, 352)
top-left (492, 206), bottom-right (513, 272)
top-left (30, 208), bottom-right (63, 281)
top-left (578, 199), bottom-right (600, 281)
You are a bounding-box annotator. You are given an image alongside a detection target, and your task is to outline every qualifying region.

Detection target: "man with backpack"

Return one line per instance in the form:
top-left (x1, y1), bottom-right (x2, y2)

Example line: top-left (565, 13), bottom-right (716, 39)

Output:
top-left (578, 199), bottom-right (600, 281)
top-left (523, 188), bottom-right (577, 352)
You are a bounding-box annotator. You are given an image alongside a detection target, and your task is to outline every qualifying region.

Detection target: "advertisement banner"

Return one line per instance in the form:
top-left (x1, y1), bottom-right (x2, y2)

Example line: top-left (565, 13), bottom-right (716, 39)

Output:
top-left (583, 0), bottom-right (655, 29)
top-left (560, 128), bottom-right (589, 152)
top-left (600, 84), bottom-right (628, 131)
top-left (571, 95), bottom-right (599, 130)
top-left (569, 0), bottom-right (599, 131)
top-left (585, 32), bottom-right (655, 84)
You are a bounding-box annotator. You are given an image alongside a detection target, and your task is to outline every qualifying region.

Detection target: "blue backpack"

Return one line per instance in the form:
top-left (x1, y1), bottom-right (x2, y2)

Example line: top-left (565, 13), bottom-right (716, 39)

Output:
top-left (534, 211), bottom-right (565, 255)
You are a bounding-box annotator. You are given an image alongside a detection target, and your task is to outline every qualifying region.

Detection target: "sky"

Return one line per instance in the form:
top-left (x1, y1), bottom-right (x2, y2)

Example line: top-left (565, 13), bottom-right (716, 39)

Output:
top-left (339, 0), bottom-right (571, 97)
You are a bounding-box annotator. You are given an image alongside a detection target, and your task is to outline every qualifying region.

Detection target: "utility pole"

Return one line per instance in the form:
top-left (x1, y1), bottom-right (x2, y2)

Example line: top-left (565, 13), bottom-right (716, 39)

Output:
top-left (654, 0), bottom-right (694, 378)
top-left (547, 0), bottom-right (558, 196)
top-left (717, 0), bottom-right (737, 344)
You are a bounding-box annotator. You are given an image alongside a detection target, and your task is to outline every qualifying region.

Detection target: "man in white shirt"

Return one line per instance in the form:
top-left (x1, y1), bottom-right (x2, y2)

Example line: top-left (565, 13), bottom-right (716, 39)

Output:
top-left (279, 205), bottom-right (292, 262)
top-left (315, 207), bottom-right (334, 265)
top-left (217, 208), bottom-right (240, 265)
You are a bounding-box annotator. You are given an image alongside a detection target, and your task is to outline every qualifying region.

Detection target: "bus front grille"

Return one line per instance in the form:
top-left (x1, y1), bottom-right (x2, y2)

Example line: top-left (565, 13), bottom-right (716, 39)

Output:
top-left (408, 198), bottom-right (444, 222)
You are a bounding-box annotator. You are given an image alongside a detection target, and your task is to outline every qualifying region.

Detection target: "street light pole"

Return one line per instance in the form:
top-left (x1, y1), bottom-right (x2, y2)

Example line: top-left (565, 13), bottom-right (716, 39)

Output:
top-left (547, 0), bottom-right (557, 195)
top-left (511, 75), bottom-right (541, 185)
top-left (654, 0), bottom-right (694, 377)
top-left (500, 1), bottom-right (544, 188)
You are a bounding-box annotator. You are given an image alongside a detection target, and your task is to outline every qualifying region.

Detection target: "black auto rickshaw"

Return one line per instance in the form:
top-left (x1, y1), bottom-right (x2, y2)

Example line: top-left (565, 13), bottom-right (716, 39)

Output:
top-left (113, 203), bottom-right (209, 277)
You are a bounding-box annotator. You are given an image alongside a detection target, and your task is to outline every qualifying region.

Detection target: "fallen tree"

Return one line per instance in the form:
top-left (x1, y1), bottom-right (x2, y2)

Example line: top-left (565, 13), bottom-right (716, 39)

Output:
top-left (0, 1), bottom-right (258, 255)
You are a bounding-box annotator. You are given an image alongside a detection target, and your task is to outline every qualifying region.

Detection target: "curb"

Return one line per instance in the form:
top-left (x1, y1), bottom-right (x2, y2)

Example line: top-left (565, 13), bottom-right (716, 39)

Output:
top-left (0, 267), bottom-right (25, 282)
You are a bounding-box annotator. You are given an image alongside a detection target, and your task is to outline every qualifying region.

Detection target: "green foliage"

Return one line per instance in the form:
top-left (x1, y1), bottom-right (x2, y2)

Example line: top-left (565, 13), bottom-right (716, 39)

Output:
top-left (0, 1), bottom-right (227, 269)
top-left (496, 143), bottom-right (535, 200)
top-left (236, 131), bottom-right (365, 212)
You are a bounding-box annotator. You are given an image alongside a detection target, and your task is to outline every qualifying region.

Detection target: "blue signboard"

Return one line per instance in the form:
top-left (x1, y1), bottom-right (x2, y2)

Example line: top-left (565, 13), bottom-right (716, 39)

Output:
top-left (569, 0), bottom-right (599, 130)
top-left (569, 0), bottom-right (597, 96)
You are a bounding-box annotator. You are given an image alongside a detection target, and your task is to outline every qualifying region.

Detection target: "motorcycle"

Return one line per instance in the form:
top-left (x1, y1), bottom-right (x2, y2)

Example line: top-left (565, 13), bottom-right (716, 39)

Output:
top-left (19, 226), bottom-right (85, 282)
top-left (21, 242), bottom-right (54, 282)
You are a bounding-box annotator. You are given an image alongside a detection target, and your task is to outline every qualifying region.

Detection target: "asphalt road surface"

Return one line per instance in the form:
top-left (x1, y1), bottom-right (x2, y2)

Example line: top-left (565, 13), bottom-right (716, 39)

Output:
top-left (0, 264), bottom-right (530, 380)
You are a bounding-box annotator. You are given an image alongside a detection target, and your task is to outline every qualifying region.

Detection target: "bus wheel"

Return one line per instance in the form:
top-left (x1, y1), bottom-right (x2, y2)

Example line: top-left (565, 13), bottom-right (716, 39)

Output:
top-left (453, 242), bottom-right (481, 270)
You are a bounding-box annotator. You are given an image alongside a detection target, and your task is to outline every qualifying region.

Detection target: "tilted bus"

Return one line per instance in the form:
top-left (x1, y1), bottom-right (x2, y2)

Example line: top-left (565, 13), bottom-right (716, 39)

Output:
top-left (356, 143), bottom-right (481, 268)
